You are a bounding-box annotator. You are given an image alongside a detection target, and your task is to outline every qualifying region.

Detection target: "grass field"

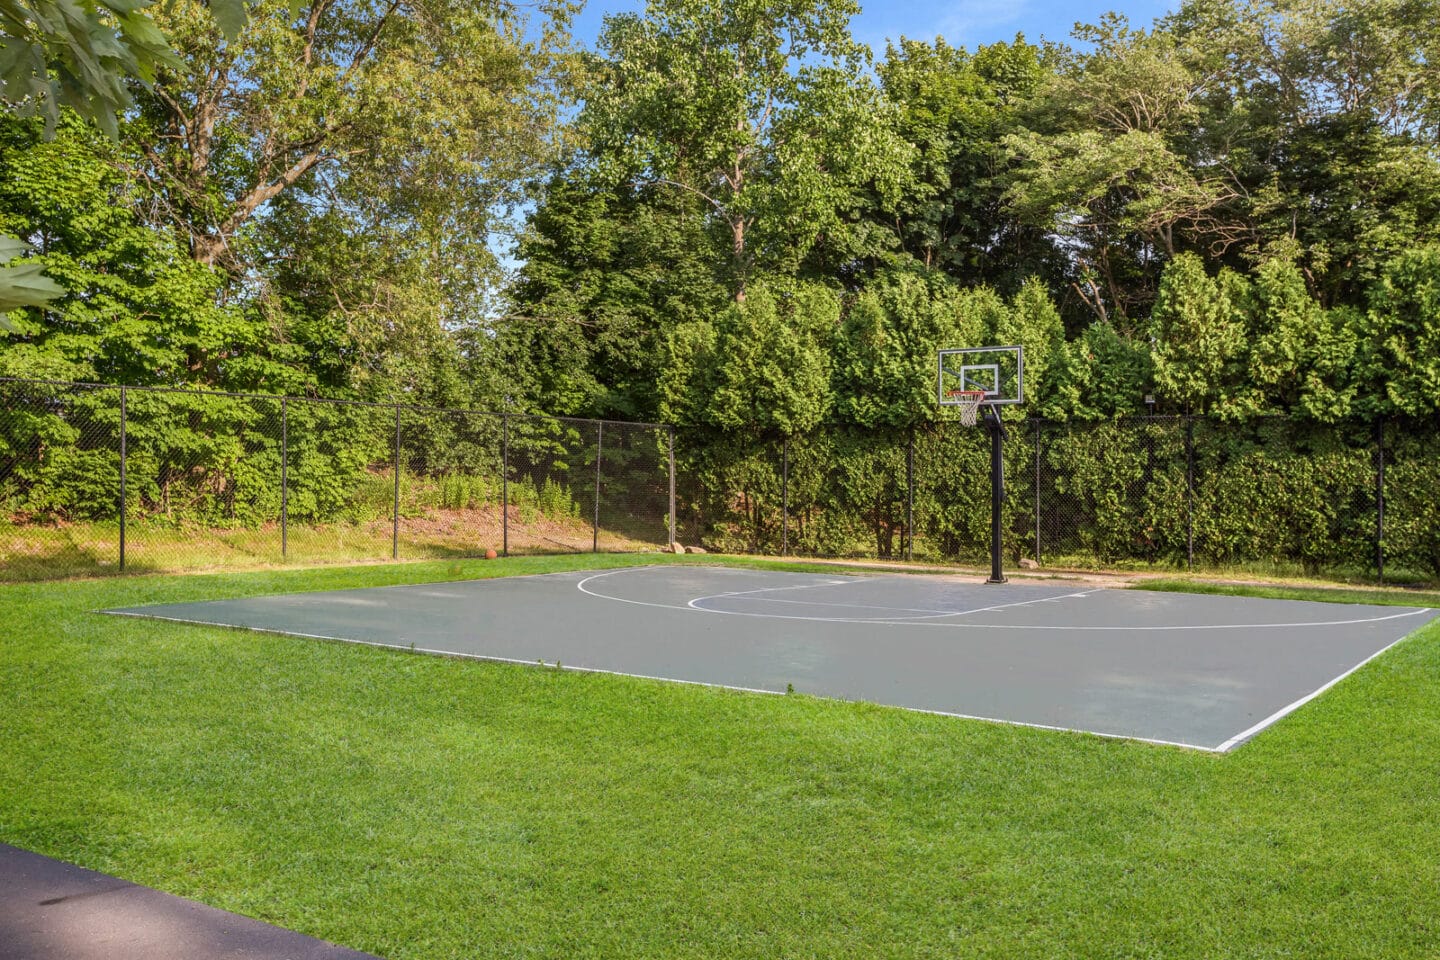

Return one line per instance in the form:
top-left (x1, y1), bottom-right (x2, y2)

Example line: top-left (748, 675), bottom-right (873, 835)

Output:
top-left (1135, 576), bottom-right (1440, 608)
top-left (3, 555), bottom-right (1439, 958)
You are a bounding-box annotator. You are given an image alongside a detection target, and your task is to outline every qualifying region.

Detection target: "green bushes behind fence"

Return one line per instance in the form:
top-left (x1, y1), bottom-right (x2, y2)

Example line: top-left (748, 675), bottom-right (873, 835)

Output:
top-left (676, 416), bottom-right (1438, 580)
top-left (3, 378), bottom-right (1436, 581)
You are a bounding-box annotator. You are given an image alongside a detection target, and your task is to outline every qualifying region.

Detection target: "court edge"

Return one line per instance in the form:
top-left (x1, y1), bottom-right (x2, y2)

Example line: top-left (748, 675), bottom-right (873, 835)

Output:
top-left (101, 608), bottom-right (1230, 753)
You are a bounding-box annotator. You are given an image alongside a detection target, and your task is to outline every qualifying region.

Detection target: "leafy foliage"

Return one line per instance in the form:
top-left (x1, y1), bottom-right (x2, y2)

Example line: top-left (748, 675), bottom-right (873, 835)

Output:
top-left (583, 0), bottom-right (910, 299)
top-left (0, 114), bottom-right (310, 390)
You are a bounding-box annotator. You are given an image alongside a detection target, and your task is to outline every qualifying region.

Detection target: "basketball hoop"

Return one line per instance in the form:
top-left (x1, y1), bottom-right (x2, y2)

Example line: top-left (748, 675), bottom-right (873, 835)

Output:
top-left (946, 389), bottom-right (988, 427)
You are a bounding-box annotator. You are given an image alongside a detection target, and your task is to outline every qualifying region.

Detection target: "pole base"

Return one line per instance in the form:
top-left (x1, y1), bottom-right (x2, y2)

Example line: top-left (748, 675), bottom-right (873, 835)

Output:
top-left (986, 575), bottom-right (1009, 584)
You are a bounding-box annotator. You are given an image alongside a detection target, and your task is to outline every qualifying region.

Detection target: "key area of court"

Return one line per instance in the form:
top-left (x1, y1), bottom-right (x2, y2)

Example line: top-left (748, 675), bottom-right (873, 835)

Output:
top-left (106, 565), bottom-right (1436, 752)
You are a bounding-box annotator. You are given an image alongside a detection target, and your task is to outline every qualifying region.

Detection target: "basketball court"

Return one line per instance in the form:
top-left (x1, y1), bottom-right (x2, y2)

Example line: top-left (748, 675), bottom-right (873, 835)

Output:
top-left (106, 565), bottom-right (1436, 752)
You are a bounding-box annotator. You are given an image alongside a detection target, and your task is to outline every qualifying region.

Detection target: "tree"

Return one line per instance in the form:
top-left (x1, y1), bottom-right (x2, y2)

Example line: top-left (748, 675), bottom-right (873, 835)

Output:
top-left (499, 170), bottom-right (729, 420)
top-left (583, 0), bottom-right (910, 301)
top-left (1358, 244), bottom-right (1440, 417)
top-left (1239, 257), bottom-right (1357, 420)
top-left (107, 0), bottom-right (574, 393)
top-left (831, 268), bottom-right (972, 427)
top-left (1046, 320), bottom-right (1153, 419)
top-left (133, 0), bottom-right (571, 270)
top-left (993, 277), bottom-right (1065, 412)
top-left (1165, 0), bottom-right (1440, 305)
top-left (1004, 16), bottom-right (1246, 326)
top-left (0, 113), bottom-right (303, 391)
top-left (1148, 252), bottom-right (1244, 413)
top-left (876, 37), bottom-right (1060, 292)
top-left (0, 0), bottom-right (233, 138)
top-left (0, 0), bottom-right (246, 329)
top-left (660, 278), bottom-right (837, 432)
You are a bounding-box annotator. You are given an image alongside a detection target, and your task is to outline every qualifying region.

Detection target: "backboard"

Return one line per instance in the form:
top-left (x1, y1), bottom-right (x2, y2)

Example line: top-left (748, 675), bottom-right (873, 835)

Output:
top-left (938, 345), bottom-right (1024, 407)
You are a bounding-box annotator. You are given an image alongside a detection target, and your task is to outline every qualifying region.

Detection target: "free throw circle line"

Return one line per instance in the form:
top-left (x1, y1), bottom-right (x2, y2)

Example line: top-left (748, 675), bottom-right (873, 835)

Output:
top-left (577, 569), bottom-right (1091, 626)
top-left (576, 569), bottom-right (1435, 631)
top-left (688, 589), bottom-right (1094, 621)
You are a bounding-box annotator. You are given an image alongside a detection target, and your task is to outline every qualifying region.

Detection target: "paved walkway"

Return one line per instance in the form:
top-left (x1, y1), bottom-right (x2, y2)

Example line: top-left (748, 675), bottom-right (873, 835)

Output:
top-left (0, 844), bottom-right (382, 960)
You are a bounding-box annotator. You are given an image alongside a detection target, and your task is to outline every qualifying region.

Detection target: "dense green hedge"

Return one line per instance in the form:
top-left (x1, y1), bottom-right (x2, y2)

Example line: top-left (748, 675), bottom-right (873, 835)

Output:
top-left (678, 417), bottom-right (1436, 579)
top-left (2, 379), bottom-right (1434, 579)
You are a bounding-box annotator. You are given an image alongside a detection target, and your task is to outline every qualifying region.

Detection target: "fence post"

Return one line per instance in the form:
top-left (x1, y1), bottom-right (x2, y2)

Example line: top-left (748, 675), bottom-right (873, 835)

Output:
top-left (906, 431), bottom-right (914, 562)
top-left (781, 436), bottom-right (789, 556)
top-left (281, 397), bottom-right (288, 559)
top-left (119, 386), bottom-right (127, 572)
top-left (1375, 417), bottom-right (1385, 584)
top-left (593, 422), bottom-right (603, 553)
top-left (502, 414), bottom-right (509, 557)
top-left (668, 426), bottom-right (676, 550)
top-left (392, 404), bottom-right (401, 560)
top-left (1033, 420), bottom-right (1041, 567)
top-left (1185, 416), bottom-right (1195, 571)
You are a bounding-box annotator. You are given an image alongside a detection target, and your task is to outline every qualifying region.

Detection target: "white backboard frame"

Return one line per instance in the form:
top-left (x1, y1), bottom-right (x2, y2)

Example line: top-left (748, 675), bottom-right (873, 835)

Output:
top-left (938, 345), bottom-right (1024, 406)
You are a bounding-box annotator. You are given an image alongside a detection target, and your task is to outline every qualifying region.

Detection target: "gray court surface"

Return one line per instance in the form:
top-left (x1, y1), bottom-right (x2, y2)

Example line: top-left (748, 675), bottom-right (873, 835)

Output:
top-left (107, 566), bottom-right (1437, 752)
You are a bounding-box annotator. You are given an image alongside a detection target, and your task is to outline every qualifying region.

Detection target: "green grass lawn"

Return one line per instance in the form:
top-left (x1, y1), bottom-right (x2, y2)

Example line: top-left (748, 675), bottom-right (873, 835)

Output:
top-left (1134, 577), bottom-right (1440, 608)
top-left (3, 555), bottom-right (1439, 958)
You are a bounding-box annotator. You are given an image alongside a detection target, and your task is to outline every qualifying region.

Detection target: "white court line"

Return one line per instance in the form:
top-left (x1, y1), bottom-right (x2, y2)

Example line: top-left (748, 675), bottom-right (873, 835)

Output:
top-left (101, 610), bottom-right (1217, 752)
top-left (576, 569), bottom-right (1432, 631)
top-left (686, 577), bottom-right (861, 607)
top-left (689, 588), bottom-right (1096, 622)
top-left (102, 609), bottom-right (785, 698)
top-left (1212, 627), bottom-right (1426, 751)
top-left (951, 607), bottom-right (1435, 631)
top-left (941, 590), bottom-right (1100, 617)
top-left (697, 594), bottom-right (983, 615)
top-left (579, 570), bottom-right (1087, 625)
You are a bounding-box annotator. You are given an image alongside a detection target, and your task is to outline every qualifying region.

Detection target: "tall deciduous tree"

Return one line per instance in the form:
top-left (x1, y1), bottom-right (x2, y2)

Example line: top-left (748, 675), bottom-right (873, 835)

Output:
top-left (876, 37), bottom-right (1059, 291)
top-left (0, 0), bottom-right (247, 328)
top-left (120, 0), bottom-right (573, 392)
top-left (0, 114), bottom-right (302, 390)
top-left (1168, 0), bottom-right (1440, 304)
top-left (583, 0), bottom-right (910, 301)
top-left (137, 0), bottom-right (570, 270)
top-left (1004, 15), bottom-right (1245, 326)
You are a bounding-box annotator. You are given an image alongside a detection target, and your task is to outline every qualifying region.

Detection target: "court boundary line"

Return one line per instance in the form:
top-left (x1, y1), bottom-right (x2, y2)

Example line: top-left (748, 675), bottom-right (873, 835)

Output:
top-left (1212, 625), bottom-right (1429, 751)
top-left (101, 609), bottom-right (1220, 752)
top-left (101, 609), bottom-right (786, 697)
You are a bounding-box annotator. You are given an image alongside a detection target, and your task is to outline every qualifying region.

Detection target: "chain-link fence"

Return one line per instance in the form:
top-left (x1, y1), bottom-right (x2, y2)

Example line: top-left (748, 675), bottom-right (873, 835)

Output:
top-left (4, 378), bottom-right (1436, 583)
top-left (677, 415), bottom-right (1438, 583)
top-left (0, 378), bottom-right (676, 580)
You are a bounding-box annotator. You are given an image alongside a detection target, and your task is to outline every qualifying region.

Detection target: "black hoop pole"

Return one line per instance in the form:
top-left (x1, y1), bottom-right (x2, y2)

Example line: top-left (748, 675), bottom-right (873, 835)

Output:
top-left (986, 406), bottom-right (1007, 584)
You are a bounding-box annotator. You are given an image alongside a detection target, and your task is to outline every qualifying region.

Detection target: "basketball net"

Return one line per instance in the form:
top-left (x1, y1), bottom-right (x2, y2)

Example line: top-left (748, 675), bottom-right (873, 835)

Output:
top-left (952, 390), bottom-right (987, 427)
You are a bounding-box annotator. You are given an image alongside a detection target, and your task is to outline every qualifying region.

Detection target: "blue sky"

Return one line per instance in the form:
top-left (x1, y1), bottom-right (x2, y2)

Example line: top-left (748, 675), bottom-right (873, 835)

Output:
top-left (569, 0), bottom-right (1179, 55)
